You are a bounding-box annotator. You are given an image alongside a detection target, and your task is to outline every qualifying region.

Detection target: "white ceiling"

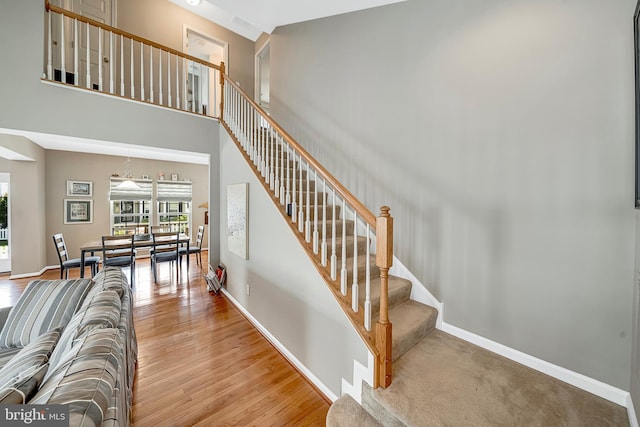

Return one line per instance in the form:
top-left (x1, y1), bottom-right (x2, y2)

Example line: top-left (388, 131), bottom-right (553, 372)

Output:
top-left (170, 0), bottom-right (408, 41)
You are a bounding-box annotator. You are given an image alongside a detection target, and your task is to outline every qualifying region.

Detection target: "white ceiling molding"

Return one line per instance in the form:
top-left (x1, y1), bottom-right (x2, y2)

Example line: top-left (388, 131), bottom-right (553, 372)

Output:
top-left (0, 128), bottom-right (209, 165)
top-left (170, 0), bottom-right (409, 41)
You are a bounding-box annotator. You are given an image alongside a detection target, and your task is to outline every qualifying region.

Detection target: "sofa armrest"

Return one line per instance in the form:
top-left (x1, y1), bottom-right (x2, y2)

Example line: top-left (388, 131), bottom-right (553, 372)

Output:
top-left (0, 306), bottom-right (12, 331)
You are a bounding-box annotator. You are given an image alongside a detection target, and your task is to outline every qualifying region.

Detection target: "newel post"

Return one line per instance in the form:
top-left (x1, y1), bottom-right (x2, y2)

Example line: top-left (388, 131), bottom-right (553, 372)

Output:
top-left (219, 61), bottom-right (225, 120)
top-left (375, 206), bottom-right (393, 388)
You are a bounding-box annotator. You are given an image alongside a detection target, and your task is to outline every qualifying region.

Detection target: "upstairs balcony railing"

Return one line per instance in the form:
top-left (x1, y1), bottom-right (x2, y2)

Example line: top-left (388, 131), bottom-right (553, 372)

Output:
top-left (44, 1), bottom-right (223, 117)
top-left (43, 1), bottom-right (393, 388)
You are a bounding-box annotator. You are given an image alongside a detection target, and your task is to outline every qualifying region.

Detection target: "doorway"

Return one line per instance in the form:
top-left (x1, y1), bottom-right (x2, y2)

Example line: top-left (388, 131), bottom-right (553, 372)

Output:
top-left (184, 27), bottom-right (228, 116)
top-left (0, 174), bottom-right (10, 273)
top-left (255, 41), bottom-right (270, 113)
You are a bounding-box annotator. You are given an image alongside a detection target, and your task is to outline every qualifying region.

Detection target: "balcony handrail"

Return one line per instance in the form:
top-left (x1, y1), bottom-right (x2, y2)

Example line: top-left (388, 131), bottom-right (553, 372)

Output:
top-left (45, 1), bottom-right (220, 72)
top-left (222, 77), bottom-right (377, 228)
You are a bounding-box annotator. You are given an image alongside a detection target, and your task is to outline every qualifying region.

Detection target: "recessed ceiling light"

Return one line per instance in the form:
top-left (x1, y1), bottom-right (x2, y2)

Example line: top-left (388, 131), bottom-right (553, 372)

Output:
top-left (186, 0), bottom-right (202, 5)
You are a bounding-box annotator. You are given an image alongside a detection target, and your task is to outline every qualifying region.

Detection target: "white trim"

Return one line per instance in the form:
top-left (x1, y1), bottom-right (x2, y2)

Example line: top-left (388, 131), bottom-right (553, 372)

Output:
top-left (9, 265), bottom-right (57, 280)
top-left (255, 40), bottom-right (270, 105)
top-left (628, 394), bottom-right (639, 427)
top-left (389, 255), bottom-right (443, 328)
top-left (220, 287), bottom-right (338, 402)
top-left (341, 352), bottom-right (374, 404)
top-left (183, 25), bottom-right (229, 67)
top-left (440, 322), bottom-right (631, 407)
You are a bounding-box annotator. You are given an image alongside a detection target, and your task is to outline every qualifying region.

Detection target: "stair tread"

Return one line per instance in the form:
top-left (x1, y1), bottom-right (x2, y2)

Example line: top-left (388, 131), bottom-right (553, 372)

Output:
top-left (386, 300), bottom-right (437, 361)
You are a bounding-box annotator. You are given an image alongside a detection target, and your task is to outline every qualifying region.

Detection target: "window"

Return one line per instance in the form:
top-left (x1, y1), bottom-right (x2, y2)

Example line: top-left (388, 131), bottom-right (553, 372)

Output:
top-left (156, 181), bottom-right (192, 234)
top-left (109, 178), bottom-right (153, 235)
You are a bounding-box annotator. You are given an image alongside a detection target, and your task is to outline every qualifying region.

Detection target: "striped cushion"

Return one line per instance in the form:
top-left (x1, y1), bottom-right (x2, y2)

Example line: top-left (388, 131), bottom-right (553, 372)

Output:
top-left (0, 279), bottom-right (94, 348)
top-left (46, 290), bottom-right (121, 378)
top-left (85, 267), bottom-right (127, 302)
top-left (30, 328), bottom-right (122, 427)
top-left (0, 347), bottom-right (21, 369)
top-left (0, 328), bottom-right (61, 404)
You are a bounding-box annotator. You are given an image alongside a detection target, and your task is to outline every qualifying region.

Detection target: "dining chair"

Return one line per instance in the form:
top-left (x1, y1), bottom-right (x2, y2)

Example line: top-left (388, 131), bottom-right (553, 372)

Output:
top-left (151, 231), bottom-right (181, 283)
top-left (101, 234), bottom-right (136, 286)
top-left (150, 225), bottom-right (170, 233)
top-left (179, 225), bottom-right (205, 268)
top-left (52, 233), bottom-right (100, 279)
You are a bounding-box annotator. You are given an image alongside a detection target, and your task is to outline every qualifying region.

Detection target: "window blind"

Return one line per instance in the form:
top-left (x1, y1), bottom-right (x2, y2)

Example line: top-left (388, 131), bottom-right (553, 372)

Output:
top-left (156, 181), bottom-right (192, 202)
top-left (109, 178), bottom-right (153, 201)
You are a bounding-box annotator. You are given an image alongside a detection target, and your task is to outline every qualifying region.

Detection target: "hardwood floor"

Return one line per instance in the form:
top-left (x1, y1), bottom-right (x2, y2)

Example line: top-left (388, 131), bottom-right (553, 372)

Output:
top-left (0, 254), bottom-right (330, 426)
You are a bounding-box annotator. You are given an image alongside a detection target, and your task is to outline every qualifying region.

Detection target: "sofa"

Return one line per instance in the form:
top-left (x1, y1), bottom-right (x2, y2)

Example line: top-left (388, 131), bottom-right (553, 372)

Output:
top-left (0, 267), bottom-right (137, 427)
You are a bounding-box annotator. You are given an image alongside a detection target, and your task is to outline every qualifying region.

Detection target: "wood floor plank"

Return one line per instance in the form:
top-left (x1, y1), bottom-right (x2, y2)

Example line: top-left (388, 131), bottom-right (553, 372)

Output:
top-left (0, 253), bottom-right (330, 426)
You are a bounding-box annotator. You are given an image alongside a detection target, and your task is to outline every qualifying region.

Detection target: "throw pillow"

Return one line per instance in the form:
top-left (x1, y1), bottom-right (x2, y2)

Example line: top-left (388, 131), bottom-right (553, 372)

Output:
top-left (0, 328), bottom-right (61, 404)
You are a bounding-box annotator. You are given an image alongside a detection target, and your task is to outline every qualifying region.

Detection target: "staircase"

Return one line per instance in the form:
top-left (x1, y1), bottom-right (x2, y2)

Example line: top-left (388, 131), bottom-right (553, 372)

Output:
top-left (220, 82), bottom-right (631, 427)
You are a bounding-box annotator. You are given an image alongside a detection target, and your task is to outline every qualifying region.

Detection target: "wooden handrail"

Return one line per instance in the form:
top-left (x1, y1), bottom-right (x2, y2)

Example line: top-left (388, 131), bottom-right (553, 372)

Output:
top-left (45, 1), bottom-right (220, 72)
top-left (222, 75), bottom-right (377, 228)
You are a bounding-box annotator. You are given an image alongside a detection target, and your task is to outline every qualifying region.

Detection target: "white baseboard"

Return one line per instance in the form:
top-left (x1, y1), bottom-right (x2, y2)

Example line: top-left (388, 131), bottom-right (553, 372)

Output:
top-left (389, 256), bottom-right (443, 328)
top-left (440, 322), bottom-right (631, 408)
top-left (341, 352), bottom-right (374, 404)
top-left (221, 288), bottom-right (338, 402)
top-left (628, 394), bottom-right (639, 427)
top-left (9, 265), bottom-right (56, 279)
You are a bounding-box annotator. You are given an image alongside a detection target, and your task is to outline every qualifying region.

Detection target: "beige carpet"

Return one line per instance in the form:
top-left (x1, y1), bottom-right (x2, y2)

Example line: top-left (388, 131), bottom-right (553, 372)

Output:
top-left (364, 330), bottom-right (629, 426)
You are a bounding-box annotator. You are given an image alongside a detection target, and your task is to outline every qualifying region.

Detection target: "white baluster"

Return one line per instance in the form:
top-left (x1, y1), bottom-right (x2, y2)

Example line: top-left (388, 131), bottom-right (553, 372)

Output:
top-left (73, 19), bottom-right (78, 85)
top-left (47, 11), bottom-right (52, 80)
top-left (149, 46), bottom-right (154, 103)
top-left (120, 35), bottom-right (124, 95)
top-left (364, 223), bottom-right (372, 331)
top-left (183, 58), bottom-right (188, 110)
top-left (299, 158), bottom-right (305, 234)
top-left (98, 27), bottom-right (102, 90)
top-left (279, 136), bottom-right (286, 205)
top-left (352, 212), bottom-right (359, 313)
top-left (305, 163), bottom-right (311, 241)
top-left (190, 61), bottom-right (195, 112)
top-left (321, 179), bottom-right (327, 265)
top-left (286, 145), bottom-right (291, 215)
top-left (140, 43), bottom-right (145, 100)
top-left (109, 31), bottom-right (114, 93)
top-left (158, 50), bottom-right (163, 105)
top-left (212, 69), bottom-right (217, 117)
top-left (266, 127), bottom-right (272, 183)
top-left (269, 129), bottom-right (275, 189)
top-left (272, 130), bottom-right (277, 194)
top-left (340, 198), bottom-right (347, 295)
top-left (167, 52), bottom-right (172, 107)
top-left (176, 55), bottom-right (180, 109)
top-left (331, 189), bottom-right (337, 280)
top-left (291, 150), bottom-right (297, 224)
top-left (130, 39), bottom-right (134, 98)
top-left (60, 14), bottom-right (66, 82)
top-left (313, 170), bottom-right (319, 252)
top-left (86, 22), bottom-right (90, 88)
top-left (262, 125), bottom-right (268, 179)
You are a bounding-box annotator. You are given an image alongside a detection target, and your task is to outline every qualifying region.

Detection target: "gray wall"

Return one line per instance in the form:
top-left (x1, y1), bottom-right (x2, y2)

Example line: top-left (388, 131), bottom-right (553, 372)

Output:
top-left (219, 128), bottom-right (368, 396)
top-left (269, 0), bottom-right (637, 392)
top-left (0, 0), bottom-right (254, 270)
top-left (45, 150), bottom-right (209, 267)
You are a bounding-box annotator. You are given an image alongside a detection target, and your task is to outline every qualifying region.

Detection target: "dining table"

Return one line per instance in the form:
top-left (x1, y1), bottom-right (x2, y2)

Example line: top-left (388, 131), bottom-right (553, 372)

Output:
top-left (79, 233), bottom-right (191, 278)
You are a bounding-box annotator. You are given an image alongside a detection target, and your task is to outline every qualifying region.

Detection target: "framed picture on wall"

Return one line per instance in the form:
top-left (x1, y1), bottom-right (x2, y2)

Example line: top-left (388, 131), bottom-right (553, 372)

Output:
top-left (64, 199), bottom-right (93, 224)
top-left (66, 180), bottom-right (93, 197)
